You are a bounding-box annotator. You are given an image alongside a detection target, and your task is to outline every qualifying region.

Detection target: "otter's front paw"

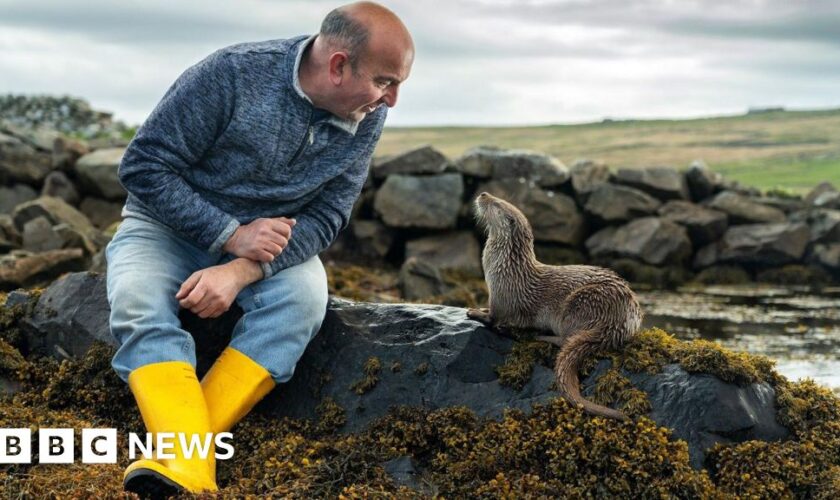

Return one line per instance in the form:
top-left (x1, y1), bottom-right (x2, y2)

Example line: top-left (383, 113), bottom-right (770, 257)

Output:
top-left (467, 308), bottom-right (493, 326)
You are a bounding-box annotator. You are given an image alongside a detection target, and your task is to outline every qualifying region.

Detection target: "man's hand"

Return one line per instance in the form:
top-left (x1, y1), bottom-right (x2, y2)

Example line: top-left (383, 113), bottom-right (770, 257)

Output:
top-left (223, 217), bottom-right (296, 262)
top-left (175, 259), bottom-right (263, 319)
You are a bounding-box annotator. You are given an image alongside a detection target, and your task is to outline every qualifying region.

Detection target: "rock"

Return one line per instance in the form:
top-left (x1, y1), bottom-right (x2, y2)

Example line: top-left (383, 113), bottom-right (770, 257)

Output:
top-left (0, 248), bottom-right (86, 290)
top-left (684, 160), bottom-right (721, 202)
top-left (374, 174), bottom-right (463, 229)
top-left (810, 243), bottom-right (840, 271)
top-left (583, 361), bottom-right (788, 469)
top-left (788, 209), bottom-right (840, 244)
top-left (614, 167), bottom-right (690, 201)
top-left (52, 135), bottom-right (90, 170)
top-left (805, 181), bottom-right (836, 206)
top-left (693, 243), bottom-right (719, 270)
top-left (79, 197), bottom-right (124, 230)
top-left (584, 184), bottom-right (662, 223)
top-left (753, 196), bottom-right (805, 214)
top-left (0, 183), bottom-right (38, 215)
top-left (813, 191), bottom-right (840, 210)
top-left (398, 257), bottom-right (451, 300)
top-left (569, 159), bottom-right (610, 202)
top-left (381, 456), bottom-right (433, 495)
top-left (350, 220), bottom-right (393, 259)
top-left (706, 191), bottom-right (786, 224)
top-left (22, 216), bottom-right (66, 252)
top-left (41, 170), bottom-right (80, 206)
top-left (0, 130), bottom-right (53, 185)
top-left (12, 196), bottom-right (102, 253)
top-left (371, 145), bottom-right (451, 178)
top-left (476, 180), bottom-right (586, 246)
top-left (657, 200), bottom-right (728, 247)
top-left (0, 214), bottom-right (19, 251)
top-left (458, 148), bottom-right (569, 187)
top-left (12, 272), bottom-right (792, 470)
top-left (585, 217), bottom-right (692, 266)
top-left (73, 147), bottom-right (127, 200)
top-left (714, 223), bottom-right (811, 267)
top-left (405, 231), bottom-right (482, 277)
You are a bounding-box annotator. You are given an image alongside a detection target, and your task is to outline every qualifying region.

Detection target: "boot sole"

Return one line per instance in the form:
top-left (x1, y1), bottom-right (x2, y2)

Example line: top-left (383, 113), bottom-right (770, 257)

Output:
top-left (124, 468), bottom-right (182, 499)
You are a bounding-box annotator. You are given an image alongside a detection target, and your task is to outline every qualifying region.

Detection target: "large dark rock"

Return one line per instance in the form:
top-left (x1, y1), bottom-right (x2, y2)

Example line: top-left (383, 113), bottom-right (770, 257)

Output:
top-left (569, 159), bottom-right (611, 202)
top-left (706, 191), bottom-right (786, 224)
top-left (583, 361), bottom-right (788, 469)
top-left (0, 130), bottom-right (53, 185)
top-left (404, 231), bottom-right (482, 277)
top-left (684, 160), bottom-right (721, 202)
top-left (73, 147), bottom-right (127, 200)
top-left (475, 180), bottom-right (586, 246)
top-left (374, 174), bottom-right (464, 229)
top-left (371, 145), bottom-right (452, 178)
top-left (0, 184), bottom-right (38, 215)
top-left (585, 217), bottom-right (692, 266)
top-left (584, 184), bottom-right (661, 223)
top-left (657, 200), bottom-right (728, 247)
top-left (788, 209), bottom-right (840, 244)
top-left (614, 167), bottom-right (690, 201)
top-left (9, 272), bottom-right (792, 471)
top-left (41, 171), bottom-right (81, 206)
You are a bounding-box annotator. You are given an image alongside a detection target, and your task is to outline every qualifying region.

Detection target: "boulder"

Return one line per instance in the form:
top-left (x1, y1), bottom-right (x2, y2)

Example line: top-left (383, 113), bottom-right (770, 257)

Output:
top-left (706, 191), bottom-right (786, 224)
top-left (585, 217), bottom-right (692, 266)
top-left (569, 158), bottom-right (610, 202)
top-left (73, 147), bottom-right (127, 200)
top-left (457, 147), bottom-right (570, 187)
top-left (684, 160), bottom-right (721, 202)
top-left (809, 243), bottom-right (840, 271)
top-left (374, 174), bottom-right (463, 229)
top-left (350, 220), bottom-right (393, 259)
top-left (0, 248), bottom-right (86, 290)
top-left (52, 135), bottom-right (90, 170)
top-left (22, 216), bottom-right (66, 252)
top-left (398, 257), bottom-right (451, 300)
top-left (788, 209), bottom-right (840, 244)
top-left (805, 181), bottom-right (836, 206)
top-left (813, 191), bottom-right (840, 210)
top-left (657, 200), bottom-right (728, 247)
top-left (614, 167), bottom-right (690, 201)
top-left (12, 196), bottom-right (102, 253)
top-left (584, 184), bottom-right (662, 223)
top-left (8, 272), bottom-right (792, 471)
top-left (0, 130), bottom-right (53, 185)
top-left (0, 183), bottom-right (38, 215)
top-left (476, 180), bottom-right (586, 246)
top-left (371, 145), bottom-right (451, 178)
top-left (714, 223), bottom-right (810, 267)
top-left (0, 214), bottom-right (19, 251)
top-left (41, 170), bottom-right (80, 206)
top-left (405, 231), bottom-right (482, 277)
top-left (79, 197), bottom-right (124, 230)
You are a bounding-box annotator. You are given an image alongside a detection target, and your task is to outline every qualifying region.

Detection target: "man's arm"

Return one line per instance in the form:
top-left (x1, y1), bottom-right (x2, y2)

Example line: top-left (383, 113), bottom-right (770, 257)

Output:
top-left (260, 110), bottom-right (387, 278)
top-left (119, 50), bottom-right (241, 254)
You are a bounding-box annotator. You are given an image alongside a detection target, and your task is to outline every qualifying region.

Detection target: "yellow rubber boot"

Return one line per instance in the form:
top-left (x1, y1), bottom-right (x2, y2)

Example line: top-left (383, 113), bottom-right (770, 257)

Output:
top-left (124, 361), bottom-right (218, 496)
top-left (201, 347), bottom-right (276, 434)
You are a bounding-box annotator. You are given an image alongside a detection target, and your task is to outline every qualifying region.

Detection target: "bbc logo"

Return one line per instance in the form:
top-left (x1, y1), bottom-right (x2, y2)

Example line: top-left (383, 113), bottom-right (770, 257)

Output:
top-left (1, 429), bottom-right (118, 464)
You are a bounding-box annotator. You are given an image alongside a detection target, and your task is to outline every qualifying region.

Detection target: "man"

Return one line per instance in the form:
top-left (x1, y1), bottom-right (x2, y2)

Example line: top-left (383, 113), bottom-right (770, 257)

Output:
top-left (105, 2), bottom-right (413, 494)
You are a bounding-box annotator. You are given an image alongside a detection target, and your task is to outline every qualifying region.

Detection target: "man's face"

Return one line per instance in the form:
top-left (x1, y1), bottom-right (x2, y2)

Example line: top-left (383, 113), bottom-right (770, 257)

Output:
top-left (333, 45), bottom-right (413, 122)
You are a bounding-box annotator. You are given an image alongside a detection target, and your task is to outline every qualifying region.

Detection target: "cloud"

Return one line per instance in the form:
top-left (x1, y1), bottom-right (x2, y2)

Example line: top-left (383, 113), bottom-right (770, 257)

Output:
top-left (1, 0), bottom-right (838, 125)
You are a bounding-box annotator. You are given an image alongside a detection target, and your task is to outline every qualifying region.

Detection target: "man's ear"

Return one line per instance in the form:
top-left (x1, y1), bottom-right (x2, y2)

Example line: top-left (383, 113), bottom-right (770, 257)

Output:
top-left (328, 52), bottom-right (350, 86)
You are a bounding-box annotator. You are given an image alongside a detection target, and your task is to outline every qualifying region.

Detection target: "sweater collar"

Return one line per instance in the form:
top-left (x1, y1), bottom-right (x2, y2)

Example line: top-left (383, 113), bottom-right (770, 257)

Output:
top-left (292, 34), bottom-right (359, 136)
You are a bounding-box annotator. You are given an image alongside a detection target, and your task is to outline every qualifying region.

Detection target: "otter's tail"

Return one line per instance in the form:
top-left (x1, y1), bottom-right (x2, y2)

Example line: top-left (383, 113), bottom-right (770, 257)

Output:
top-left (554, 329), bottom-right (629, 421)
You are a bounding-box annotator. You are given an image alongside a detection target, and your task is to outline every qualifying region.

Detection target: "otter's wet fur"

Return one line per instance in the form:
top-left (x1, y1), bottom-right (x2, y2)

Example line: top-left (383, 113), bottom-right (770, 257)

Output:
top-left (470, 192), bottom-right (643, 421)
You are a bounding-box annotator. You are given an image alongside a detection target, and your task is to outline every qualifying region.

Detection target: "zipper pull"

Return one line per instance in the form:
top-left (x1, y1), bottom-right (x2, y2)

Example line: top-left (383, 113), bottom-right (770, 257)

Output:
top-left (308, 127), bottom-right (314, 145)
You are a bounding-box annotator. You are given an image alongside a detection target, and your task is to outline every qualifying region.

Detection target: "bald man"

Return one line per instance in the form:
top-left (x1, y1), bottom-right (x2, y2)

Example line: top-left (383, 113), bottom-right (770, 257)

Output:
top-left (105, 2), bottom-right (413, 494)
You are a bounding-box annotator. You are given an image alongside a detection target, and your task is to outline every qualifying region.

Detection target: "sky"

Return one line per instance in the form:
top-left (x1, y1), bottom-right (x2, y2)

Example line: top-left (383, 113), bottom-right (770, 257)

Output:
top-left (1, 0), bottom-right (839, 127)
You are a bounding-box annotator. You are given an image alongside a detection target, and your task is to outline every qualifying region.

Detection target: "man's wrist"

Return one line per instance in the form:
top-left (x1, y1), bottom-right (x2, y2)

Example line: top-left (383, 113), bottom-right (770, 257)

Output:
top-left (227, 257), bottom-right (264, 285)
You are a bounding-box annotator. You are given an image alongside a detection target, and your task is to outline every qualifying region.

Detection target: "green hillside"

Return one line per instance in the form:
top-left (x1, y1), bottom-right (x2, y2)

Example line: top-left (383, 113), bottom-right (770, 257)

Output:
top-left (376, 108), bottom-right (840, 193)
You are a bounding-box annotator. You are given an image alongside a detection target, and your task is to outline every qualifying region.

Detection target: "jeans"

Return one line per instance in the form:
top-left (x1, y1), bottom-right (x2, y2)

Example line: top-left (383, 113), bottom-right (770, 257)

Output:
top-left (105, 216), bottom-right (328, 383)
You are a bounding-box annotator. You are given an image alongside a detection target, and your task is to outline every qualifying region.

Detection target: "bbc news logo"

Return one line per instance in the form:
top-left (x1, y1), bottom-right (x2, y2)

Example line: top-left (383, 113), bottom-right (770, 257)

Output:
top-left (0, 429), bottom-right (234, 464)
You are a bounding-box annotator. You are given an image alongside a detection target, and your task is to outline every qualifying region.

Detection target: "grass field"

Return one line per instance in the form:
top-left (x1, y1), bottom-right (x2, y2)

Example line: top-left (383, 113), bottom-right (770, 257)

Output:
top-left (376, 108), bottom-right (840, 193)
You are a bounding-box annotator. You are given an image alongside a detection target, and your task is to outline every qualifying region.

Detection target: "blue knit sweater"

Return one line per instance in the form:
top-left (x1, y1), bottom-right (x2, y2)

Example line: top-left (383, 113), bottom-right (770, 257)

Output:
top-left (119, 35), bottom-right (387, 279)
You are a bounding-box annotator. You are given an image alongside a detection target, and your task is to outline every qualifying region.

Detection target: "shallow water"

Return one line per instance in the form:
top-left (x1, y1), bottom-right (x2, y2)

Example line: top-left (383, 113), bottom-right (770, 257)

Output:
top-left (638, 285), bottom-right (840, 393)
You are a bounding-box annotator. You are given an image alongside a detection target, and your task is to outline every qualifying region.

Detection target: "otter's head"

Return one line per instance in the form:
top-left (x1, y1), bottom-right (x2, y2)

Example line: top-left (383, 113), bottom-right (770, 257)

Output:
top-left (474, 192), bottom-right (534, 243)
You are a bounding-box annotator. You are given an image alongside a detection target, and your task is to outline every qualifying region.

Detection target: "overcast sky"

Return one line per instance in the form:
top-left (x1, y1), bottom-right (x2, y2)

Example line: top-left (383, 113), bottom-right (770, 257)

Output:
top-left (1, 0), bottom-right (838, 126)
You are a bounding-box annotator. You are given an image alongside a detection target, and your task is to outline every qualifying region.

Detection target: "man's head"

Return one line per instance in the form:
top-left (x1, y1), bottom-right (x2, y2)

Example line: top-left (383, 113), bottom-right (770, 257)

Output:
top-left (302, 2), bottom-right (414, 122)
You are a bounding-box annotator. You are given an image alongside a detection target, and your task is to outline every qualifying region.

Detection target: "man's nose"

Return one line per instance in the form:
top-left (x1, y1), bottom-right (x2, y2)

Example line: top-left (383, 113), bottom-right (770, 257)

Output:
top-left (382, 85), bottom-right (399, 108)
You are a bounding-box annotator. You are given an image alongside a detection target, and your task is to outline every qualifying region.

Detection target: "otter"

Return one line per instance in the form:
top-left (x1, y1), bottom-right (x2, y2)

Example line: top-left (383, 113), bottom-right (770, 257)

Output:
top-left (468, 192), bottom-right (643, 421)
